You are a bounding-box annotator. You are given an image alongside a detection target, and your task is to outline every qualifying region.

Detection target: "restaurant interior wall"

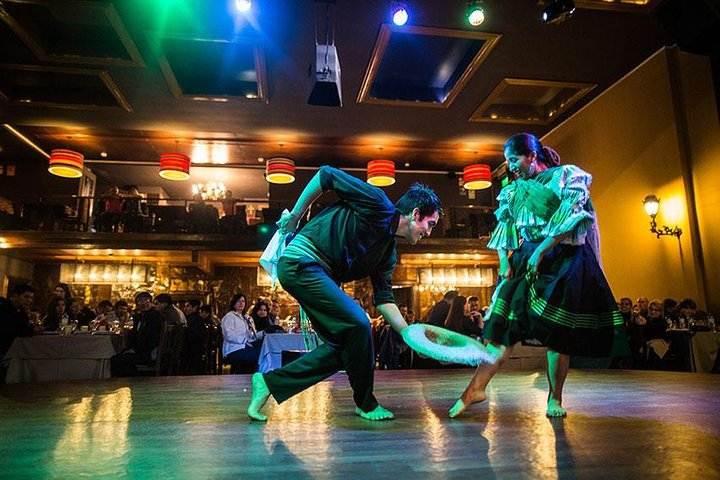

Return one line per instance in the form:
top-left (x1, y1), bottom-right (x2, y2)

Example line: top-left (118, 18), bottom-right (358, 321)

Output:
top-left (0, 253), bottom-right (34, 296)
top-left (543, 47), bottom-right (715, 308)
top-left (678, 51), bottom-right (720, 316)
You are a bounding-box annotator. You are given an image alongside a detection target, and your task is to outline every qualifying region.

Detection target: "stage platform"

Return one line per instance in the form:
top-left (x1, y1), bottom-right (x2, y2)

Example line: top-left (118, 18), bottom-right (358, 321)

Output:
top-left (1, 369), bottom-right (719, 478)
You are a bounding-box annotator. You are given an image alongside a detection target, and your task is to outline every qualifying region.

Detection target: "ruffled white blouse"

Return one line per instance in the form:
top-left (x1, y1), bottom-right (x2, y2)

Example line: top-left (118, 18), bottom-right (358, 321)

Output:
top-left (487, 165), bottom-right (596, 251)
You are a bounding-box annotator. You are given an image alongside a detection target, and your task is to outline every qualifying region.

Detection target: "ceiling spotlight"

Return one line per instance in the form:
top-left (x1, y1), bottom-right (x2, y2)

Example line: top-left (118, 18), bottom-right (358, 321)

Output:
top-left (391, 2), bottom-right (409, 26)
top-left (235, 0), bottom-right (251, 13)
top-left (466, 1), bottom-right (485, 27)
top-left (542, 0), bottom-right (575, 25)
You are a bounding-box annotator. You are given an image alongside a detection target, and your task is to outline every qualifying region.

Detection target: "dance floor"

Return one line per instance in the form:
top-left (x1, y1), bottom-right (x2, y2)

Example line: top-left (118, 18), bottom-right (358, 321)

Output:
top-left (1, 368), bottom-right (719, 478)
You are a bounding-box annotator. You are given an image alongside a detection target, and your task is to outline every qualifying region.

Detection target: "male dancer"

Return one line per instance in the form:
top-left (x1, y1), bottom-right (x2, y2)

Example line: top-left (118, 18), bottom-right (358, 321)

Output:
top-left (248, 166), bottom-right (441, 421)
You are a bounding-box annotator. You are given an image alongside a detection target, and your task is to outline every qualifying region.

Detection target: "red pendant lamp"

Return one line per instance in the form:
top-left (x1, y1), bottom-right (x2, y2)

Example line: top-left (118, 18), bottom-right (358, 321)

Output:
top-left (265, 157), bottom-right (296, 184)
top-left (159, 152), bottom-right (191, 180)
top-left (463, 164), bottom-right (492, 190)
top-left (48, 149), bottom-right (84, 178)
top-left (366, 159), bottom-right (395, 187)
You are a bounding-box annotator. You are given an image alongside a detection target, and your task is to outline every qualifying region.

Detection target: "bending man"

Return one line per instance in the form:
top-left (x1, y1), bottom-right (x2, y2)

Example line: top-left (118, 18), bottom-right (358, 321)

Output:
top-left (248, 166), bottom-right (442, 421)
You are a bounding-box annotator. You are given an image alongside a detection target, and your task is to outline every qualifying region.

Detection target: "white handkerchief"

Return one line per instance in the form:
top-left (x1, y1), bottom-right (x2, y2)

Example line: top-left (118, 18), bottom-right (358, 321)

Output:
top-left (259, 209), bottom-right (291, 287)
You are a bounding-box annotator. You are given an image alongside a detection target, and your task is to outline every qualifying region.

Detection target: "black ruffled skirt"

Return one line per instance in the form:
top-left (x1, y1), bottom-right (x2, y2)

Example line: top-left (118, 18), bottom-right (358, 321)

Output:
top-left (484, 241), bottom-right (629, 357)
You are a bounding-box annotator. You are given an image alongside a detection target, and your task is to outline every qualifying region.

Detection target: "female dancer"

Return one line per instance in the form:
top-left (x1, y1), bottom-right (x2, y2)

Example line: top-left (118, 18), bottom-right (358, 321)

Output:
top-left (450, 133), bottom-right (628, 418)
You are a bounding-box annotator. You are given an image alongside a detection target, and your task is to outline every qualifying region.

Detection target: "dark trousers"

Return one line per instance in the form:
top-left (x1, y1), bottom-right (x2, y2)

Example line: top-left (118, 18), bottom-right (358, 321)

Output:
top-left (224, 339), bottom-right (262, 373)
top-left (263, 256), bottom-right (378, 412)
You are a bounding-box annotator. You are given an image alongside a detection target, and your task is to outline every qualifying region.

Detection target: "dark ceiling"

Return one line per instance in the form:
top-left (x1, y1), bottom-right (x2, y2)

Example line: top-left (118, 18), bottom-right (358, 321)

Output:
top-left (0, 0), bottom-right (673, 198)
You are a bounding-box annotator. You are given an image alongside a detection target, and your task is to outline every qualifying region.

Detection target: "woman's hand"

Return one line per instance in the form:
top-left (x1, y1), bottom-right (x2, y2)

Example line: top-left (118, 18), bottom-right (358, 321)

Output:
top-left (526, 249), bottom-right (545, 280)
top-left (276, 210), bottom-right (301, 234)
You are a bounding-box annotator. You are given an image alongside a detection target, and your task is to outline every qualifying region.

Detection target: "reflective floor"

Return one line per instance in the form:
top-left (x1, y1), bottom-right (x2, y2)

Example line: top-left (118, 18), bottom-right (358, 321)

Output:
top-left (1, 369), bottom-right (719, 479)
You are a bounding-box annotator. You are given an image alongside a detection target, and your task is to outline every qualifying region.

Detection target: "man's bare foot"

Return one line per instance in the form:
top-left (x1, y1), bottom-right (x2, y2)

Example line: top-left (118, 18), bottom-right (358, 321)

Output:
top-left (355, 405), bottom-right (394, 421)
top-left (448, 391), bottom-right (487, 418)
top-left (247, 372), bottom-right (270, 421)
top-left (546, 398), bottom-right (566, 418)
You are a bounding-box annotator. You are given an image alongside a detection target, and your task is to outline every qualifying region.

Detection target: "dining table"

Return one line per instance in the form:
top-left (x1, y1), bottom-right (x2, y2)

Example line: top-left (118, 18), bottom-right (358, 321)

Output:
top-left (257, 333), bottom-right (319, 373)
top-left (2, 332), bottom-right (125, 383)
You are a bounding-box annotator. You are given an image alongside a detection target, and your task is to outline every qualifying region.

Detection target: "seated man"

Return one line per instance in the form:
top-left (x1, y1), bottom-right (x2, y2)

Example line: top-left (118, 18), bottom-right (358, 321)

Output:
top-left (0, 284), bottom-right (35, 358)
top-left (110, 292), bottom-right (161, 377)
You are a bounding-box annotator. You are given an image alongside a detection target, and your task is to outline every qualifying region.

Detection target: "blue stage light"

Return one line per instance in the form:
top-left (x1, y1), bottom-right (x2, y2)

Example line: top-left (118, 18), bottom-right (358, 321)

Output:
top-left (391, 3), bottom-right (409, 26)
top-left (235, 0), bottom-right (251, 13)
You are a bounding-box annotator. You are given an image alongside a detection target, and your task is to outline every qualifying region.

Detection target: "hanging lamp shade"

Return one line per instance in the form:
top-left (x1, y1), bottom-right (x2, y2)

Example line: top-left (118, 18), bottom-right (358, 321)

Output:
top-left (265, 157), bottom-right (296, 184)
top-left (366, 159), bottom-right (396, 187)
top-left (159, 152), bottom-right (190, 180)
top-left (463, 164), bottom-right (492, 190)
top-left (48, 149), bottom-right (84, 178)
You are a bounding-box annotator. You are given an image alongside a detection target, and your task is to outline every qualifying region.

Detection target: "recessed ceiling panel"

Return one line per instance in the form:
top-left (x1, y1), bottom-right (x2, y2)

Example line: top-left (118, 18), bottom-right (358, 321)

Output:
top-left (157, 35), bottom-right (268, 103)
top-left (0, 0), bottom-right (144, 66)
top-left (470, 78), bottom-right (596, 125)
top-left (0, 63), bottom-right (132, 111)
top-left (358, 24), bottom-right (501, 108)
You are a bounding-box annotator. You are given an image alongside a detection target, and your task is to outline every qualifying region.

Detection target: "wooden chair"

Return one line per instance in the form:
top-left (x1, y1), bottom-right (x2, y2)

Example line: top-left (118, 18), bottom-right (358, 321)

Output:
top-left (155, 322), bottom-right (186, 376)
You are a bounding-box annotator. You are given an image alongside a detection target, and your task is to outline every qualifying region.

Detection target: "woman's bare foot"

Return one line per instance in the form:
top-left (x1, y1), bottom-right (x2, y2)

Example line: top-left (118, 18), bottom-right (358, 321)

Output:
top-left (546, 398), bottom-right (566, 418)
top-left (247, 372), bottom-right (270, 421)
top-left (448, 391), bottom-right (487, 418)
top-left (355, 405), bottom-right (394, 421)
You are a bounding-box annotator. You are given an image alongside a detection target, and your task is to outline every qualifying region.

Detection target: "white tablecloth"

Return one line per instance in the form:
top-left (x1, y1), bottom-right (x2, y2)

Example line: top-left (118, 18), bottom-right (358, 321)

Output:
top-left (690, 331), bottom-right (720, 373)
top-left (257, 333), bottom-right (317, 373)
top-left (3, 334), bottom-right (122, 383)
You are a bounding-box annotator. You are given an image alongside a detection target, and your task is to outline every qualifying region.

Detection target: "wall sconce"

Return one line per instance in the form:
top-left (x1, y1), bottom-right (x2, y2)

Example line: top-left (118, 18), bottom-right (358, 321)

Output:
top-left (642, 194), bottom-right (682, 239)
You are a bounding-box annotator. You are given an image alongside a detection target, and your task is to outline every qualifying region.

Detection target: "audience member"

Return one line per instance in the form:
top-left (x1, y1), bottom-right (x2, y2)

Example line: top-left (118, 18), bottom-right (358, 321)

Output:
top-left (66, 298), bottom-right (86, 325)
top-left (467, 295), bottom-right (484, 332)
top-left (53, 283), bottom-right (72, 303)
top-left (636, 297), bottom-right (649, 318)
top-left (184, 300), bottom-right (205, 374)
top-left (89, 299), bottom-right (114, 328)
top-left (121, 186), bottom-right (144, 232)
top-left (663, 298), bottom-right (680, 325)
top-left (110, 292), bottom-right (162, 377)
top-left (42, 296), bottom-right (67, 332)
top-left (250, 299), bottom-right (272, 332)
top-left (98, 186), bottom-right (124, 232)
top-left (443, 295), bottom-right (483, 338)
top-left (154, 294), bottom-right (186, 325)
top-left (221, 293), bottom-right (264, 373)
top-left (678, 298), bottom-right (697, 327)
top-left (105, 300), bottom-right (130, 328)
top-left (0, 285), bottom-right (35, 358)
top-left (425, 290), bottom-right (458, 327)
top-left (645, 300), bottom-right (670, 368)
top-left (199, 304), bottom-right (219, 326)
top-left (645, 300), bottom-right (667, 341)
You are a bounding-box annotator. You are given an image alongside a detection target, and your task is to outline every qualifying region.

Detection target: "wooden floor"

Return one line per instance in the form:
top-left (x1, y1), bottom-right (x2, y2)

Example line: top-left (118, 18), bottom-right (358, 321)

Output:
top-left (1, 369), bottom-right (719, 479)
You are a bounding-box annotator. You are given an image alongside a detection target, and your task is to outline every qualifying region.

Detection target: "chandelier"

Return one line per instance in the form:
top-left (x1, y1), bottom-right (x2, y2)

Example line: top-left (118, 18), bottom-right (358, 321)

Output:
top-left (192, 182), bottom-right (227, 201)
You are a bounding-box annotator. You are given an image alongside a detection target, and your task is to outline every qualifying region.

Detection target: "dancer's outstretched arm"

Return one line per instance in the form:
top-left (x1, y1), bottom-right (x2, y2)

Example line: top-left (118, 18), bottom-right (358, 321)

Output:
top-left (276, 171), bottom-right (323, 233)
top-left (376, 303), bottom-right (408, 334)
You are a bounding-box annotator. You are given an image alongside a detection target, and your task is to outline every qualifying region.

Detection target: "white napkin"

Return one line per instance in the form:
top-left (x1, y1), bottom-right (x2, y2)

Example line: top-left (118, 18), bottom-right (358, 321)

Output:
top-left (259, 209), bottom-right (291, 288)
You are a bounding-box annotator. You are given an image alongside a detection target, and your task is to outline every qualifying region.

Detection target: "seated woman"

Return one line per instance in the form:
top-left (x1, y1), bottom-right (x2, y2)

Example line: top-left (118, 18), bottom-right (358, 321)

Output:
top-left (250, 299), bottom-right (272, 332)
top-left (645, 300), bottom-right (670, 368)
top-left (43, 296), bottom-right (70, 332)
top-left (221, 293), bottom-right (265, 373)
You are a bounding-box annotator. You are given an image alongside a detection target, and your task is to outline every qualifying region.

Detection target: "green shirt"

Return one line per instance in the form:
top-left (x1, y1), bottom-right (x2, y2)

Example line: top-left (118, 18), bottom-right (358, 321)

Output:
top-left (287, 166), bottom-right (400, 306)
